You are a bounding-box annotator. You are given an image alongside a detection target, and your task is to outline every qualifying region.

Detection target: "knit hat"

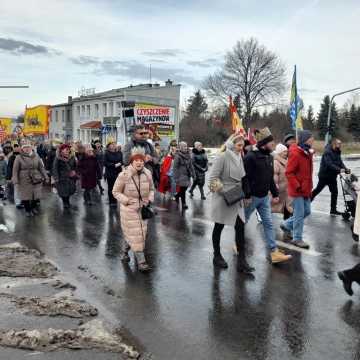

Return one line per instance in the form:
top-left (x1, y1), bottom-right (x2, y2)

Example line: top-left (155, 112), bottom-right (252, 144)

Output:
top-left (130, 147), bottom-right (146, 162)
top-left (254, 127), bottom-right (274, 147)
top-left (283, 133), bottom-right (296, 144)
top-left (106, 137), bottom-right (116, 147)
top-left (297, 130), bottom-right (313, 145)
top-left (21, 141), bottom-right (32, 148)
top-left (169, 139), bottom-right (177, 147)
top-left (179, 141), bottom-right (188, 152)
top-left (274, 143), bottom-right (288, 154)
top-left (59, 143), bottom-right (71, 153)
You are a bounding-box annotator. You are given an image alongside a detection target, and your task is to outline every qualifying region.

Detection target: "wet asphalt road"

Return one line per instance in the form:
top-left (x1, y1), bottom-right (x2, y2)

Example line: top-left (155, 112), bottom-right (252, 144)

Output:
top-left (1, 158), bottom-right (360, 360)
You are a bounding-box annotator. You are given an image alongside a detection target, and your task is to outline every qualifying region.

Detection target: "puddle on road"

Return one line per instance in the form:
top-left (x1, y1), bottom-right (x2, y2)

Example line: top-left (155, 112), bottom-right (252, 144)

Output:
top-left (0, 246), bottom-right (58, 278)
top-left (0, 293), bottom-right (98, 318)
top-left (0, 319), bottom-right (140, 358)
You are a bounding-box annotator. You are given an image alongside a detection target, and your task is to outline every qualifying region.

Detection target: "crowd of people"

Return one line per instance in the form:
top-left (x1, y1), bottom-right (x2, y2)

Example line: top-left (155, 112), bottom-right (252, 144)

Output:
top-left (1, 125), bottom-right (360, 289)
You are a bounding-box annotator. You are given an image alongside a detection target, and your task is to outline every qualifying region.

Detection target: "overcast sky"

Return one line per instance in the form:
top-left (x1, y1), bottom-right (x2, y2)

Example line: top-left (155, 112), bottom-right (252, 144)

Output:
top-left (1, 0), bottom-right (360, 116)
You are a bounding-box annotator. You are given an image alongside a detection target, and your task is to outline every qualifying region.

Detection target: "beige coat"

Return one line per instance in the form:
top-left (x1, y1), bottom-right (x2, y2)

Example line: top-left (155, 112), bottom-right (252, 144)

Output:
top-left (112, 166), bottom-right (155, 252)
top-left (271, 156), bottom-right (292, 213)
top-left (12, 152), bottom-right (47, 201)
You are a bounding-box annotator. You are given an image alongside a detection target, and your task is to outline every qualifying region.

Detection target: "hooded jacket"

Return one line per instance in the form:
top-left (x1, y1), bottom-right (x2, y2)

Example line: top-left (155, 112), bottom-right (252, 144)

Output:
top-left (318, 144), bottom-right (346, 179)
top-left (286, 144), bottom-right (313, 198)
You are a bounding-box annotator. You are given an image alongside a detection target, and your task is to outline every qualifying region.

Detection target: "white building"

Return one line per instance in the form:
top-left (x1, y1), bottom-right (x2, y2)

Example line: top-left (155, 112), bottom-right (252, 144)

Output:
top-left (71, 80), bottom-right (181, 146)
top-left (49, 97), bottom-right (73, 141)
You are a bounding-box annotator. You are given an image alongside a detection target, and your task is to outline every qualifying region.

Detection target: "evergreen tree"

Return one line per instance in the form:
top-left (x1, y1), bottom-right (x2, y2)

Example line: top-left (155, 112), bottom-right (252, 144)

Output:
top-left (317, 96), bottom-right (338, 139)
top-left (185, 90), bottom-right (208, 118)
top-left (303, 105), bottom-right (315, 130)
top-left (180, 90), bottom-right (209, 145)
top-left (347, 104), bottom-right (360, 141)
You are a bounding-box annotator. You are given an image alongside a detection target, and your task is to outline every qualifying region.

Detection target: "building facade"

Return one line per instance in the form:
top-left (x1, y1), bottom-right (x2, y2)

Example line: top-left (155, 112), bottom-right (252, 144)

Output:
top-left (49, 97), bottom-right (73, 141)
top-left (71, 81), bottom-right (181, 146)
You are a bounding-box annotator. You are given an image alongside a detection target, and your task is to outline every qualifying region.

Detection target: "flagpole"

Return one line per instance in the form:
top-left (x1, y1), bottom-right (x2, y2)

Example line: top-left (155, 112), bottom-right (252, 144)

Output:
top-left (294, 65), bottom-right (298, 141)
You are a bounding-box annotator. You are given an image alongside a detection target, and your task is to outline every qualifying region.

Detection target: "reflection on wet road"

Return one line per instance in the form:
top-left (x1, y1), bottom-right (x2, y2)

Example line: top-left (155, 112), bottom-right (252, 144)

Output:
top-left (0, 158), bottom-right (360, 359)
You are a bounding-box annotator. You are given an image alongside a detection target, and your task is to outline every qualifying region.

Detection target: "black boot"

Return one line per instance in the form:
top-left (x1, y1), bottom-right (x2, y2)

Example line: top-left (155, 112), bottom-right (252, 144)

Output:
top-left (200, 187), bottom-right (206, 200)
top-left (213, 254), bottom-right (228, 269)
top-left (237, 258), bottom-right (255, 274)
top-left (338, 271), bottom-right (354, 296)
top-left (330, 209), bottom-right (342, 216)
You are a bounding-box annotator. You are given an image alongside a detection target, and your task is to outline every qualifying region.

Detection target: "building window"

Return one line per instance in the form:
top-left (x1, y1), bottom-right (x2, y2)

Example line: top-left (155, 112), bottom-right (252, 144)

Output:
top-left (77, 106), bottom-right (80, 118)
top-left (95, 104), bottom-right (99, 117)
top-left (62, 110), bottom-right (65, 123)
top-left (55, 111), bottom-right (58, 122)
top-left (86, 105), bottom-right (91, 117)
top-left (109, 102), bottom-right (114, 116)
top-left (81, 105), bottom-right (85, 116)
top-left (103, 103), bottom-right (107, 116)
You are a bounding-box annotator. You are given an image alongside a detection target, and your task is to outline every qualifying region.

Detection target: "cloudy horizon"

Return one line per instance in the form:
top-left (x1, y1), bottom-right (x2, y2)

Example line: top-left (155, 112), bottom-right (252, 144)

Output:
top-left (1, 0), bottom-right (360, 117)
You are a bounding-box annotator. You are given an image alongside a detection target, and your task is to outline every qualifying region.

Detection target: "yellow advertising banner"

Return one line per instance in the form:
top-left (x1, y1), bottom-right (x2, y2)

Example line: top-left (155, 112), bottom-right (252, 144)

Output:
top-left (0, 118), bottom-right (13, 136)
top-left (23, 105), bottom-right (50, 135)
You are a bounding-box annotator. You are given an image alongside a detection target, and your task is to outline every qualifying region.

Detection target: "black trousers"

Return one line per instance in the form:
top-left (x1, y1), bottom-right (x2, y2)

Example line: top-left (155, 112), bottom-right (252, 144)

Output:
top-left (83, 189), bottom-right (92, 202)
top-left (344, 263), bottom-right (360, 284)
top-left (212, 216), bottom-right (245, 259)
top-left (175, 186), bottom-right (188, 205)
top-left (61, 196), bottom-right (70, 206)
top-left (23, 200), bottom-right (37, 212)
top-left (190, 179), bottom-right (205, 197)
top-left (107, 177), bottom-right (117, 204)
top-left (311, 176), bottom-right (338, 211)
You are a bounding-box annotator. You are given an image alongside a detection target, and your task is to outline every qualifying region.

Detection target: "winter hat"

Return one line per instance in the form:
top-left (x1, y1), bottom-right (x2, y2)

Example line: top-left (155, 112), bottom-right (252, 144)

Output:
top-left (59, 143), bottom-right (71, 153)
top-left (194, 141), bottom-right (202, 148)
top-left (130, 147), bottom-right (146, 162)
top-left (283, 133), bottom-right (296, 144)
top-left (297, 130), bottom-right (313, 145)
top-left (169, 139), bottom-right (178, 147)
top-left (274, 143), bottom-right (288, 155)
top-left (254, 127), bottom-right (274, 147)
top-left (21, 140), bottom-right (32, 148)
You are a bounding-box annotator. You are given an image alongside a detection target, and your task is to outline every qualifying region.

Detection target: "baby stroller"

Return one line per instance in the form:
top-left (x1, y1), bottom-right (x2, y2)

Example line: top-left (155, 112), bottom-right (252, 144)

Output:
top-left (340, 173), bottom-right (359, 241)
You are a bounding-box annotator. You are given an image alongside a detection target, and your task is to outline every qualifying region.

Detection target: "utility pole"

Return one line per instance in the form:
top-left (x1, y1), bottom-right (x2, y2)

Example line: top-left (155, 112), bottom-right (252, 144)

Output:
top-left (325, 86), bottom-right (360, 144)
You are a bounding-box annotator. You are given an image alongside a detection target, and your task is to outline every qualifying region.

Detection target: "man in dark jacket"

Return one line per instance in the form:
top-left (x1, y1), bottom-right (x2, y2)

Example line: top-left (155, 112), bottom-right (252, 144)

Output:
top-left (244, 127), bottom-right (292, 264)
top-left (104, 141), bottom-right (123, 207)
top-left (92, 139), bottom-right (105, 195)
top-left (123, 125), bottom-right (157, 166)
top-left (311, 138), bottom-right (348, 215)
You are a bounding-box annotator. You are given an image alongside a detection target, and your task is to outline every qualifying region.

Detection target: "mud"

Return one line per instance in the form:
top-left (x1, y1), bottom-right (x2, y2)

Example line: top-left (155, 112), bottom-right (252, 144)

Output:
top-left (0, 319), bottom-right (140, 358)
top-left (0, 247), bottom-right (58, 278)
top-left (0, 293), bottom-right (98, 318)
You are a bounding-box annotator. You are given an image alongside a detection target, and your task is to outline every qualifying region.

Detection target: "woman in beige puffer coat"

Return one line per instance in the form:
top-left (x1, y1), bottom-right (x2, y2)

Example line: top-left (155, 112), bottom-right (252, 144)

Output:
top-left (112, 148), bottom-right (154, 272)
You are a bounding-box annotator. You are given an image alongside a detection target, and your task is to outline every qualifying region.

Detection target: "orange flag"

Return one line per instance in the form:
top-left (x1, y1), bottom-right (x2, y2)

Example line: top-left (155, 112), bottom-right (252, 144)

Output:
top-left (229, 96), bottom-right (245, 134)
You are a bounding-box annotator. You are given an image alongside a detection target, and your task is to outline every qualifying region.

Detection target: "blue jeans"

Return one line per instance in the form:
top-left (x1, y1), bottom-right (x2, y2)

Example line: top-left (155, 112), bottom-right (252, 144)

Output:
top-left (283, 197), bottom-right (311, 242)
top-left (245, 195), bottom-right (277, 251)
top-left (169, 175), bottom-right (176, 196)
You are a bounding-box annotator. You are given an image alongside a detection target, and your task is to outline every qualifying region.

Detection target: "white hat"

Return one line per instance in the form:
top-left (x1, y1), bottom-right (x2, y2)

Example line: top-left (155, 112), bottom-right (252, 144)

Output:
top-left (274, 143), bottom-right (288, 154)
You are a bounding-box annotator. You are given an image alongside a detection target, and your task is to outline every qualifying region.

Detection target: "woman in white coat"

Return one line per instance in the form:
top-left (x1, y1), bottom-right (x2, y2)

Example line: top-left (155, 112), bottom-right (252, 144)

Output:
top-left (209, 134), bottom-right (252, 274)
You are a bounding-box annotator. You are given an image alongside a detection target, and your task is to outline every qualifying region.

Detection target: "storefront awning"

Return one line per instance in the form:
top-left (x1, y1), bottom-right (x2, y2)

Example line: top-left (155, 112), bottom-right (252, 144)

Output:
top-left (80, 121), bottom-right (101, 129)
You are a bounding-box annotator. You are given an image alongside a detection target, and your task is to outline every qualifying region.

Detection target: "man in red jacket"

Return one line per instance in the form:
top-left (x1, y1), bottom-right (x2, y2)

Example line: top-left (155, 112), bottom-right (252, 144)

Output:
top-left (280, 130), bottom-right (314, 249)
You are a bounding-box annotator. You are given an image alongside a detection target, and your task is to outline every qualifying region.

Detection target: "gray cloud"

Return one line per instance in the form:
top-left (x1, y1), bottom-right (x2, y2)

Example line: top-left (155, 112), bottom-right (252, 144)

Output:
top-left (69, 55), bottom-right (99, 66)
top-left (70, 55), bottom-right (198, 85)
top-left (187, 57), bottom-right (223, 68)
top-left (0, 37), bottom-right (55, 55)
top-left (142, 49), bottom-right (185, 57)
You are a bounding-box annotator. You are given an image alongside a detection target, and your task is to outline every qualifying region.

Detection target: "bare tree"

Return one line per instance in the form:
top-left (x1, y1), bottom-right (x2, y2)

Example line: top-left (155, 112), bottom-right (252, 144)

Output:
top-left (204, 38), bottom-right (286, 128)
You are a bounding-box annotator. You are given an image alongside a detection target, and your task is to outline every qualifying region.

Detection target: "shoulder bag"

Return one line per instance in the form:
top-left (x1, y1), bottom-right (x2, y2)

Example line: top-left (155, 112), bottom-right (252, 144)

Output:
top-left (131, 176), bottom-right (154, 220)
top-left (222, 183), bottom-right (245, 206)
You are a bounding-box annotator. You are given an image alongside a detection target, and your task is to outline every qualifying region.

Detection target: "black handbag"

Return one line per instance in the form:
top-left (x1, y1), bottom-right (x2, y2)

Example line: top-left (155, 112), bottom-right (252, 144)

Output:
top-left (132, 176), bottom-right (154, 220)
top-left (222, 183), bottom-right (245, 206)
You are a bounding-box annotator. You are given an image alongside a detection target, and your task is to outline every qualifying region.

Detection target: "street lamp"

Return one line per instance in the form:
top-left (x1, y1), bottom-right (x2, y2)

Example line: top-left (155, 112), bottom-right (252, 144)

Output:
top-left (325, 86), bottom-right (360, 144)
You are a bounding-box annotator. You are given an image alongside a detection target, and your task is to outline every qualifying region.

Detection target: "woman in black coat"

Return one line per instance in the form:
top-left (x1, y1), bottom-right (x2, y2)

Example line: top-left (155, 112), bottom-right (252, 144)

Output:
top-left (104, 142), bottom-right (123, 207)
top-left (52, 144), bottom-right (77, 209)
top-left (189, 141), bottom-right (208, 200)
